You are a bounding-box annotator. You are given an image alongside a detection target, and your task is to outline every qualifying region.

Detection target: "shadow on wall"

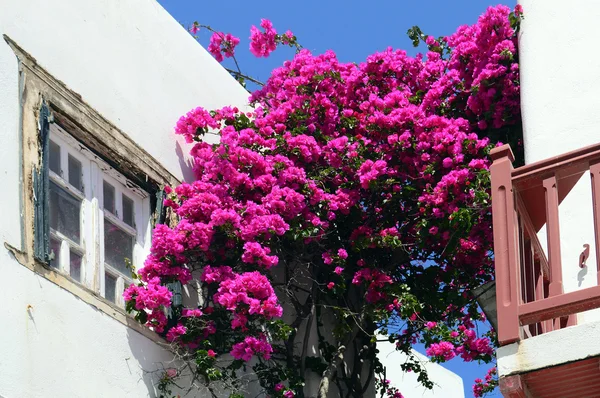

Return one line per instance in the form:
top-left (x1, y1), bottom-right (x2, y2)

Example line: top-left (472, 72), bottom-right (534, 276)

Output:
top-left (175, 139), bottom-right (196, 184)
top-left (126, 325), bottom-right (174, 397)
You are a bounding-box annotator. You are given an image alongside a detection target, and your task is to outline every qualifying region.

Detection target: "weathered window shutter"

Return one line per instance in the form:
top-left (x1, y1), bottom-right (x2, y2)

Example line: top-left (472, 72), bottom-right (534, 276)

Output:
top-left (33, 101), bottom-right (51, 263)
top-left (153, 188), bottom-right (166, 227)
top-left (169, 281), bottom-right (183, 307)
top-left (165, 281), bottom-right (183, 332)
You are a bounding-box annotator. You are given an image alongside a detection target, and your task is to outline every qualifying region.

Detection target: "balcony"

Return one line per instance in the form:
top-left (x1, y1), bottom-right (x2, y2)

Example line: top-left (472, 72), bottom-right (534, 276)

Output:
top-left (490, 144), bottom-right (600, 398)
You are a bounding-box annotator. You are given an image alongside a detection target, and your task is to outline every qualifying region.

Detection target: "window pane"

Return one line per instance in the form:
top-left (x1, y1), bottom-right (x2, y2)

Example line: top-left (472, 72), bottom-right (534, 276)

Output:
top-left (122, 194), bottom-right (134, 227)
top-left (103, 181), bottom-right (115, 214)
top-left (49, 140), bottom-right (61, 175)
top-left (104, 219), bottom-right (134, 274)
top-left (49, 182), bottom-right (81, 242)
top-left (70, 251), bottom-right (82, 282)
top-left (50, 237), bottom-right (61, 269)
top-left (105, 272), bottom-right (117, 303)
top-left (68, 154), bottom-right (83, 191)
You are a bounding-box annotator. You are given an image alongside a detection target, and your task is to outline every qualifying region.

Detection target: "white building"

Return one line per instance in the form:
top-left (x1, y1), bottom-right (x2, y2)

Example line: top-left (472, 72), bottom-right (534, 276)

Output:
top-left (0, 1), bottom-right (465, 397)
top-left (377, 342), bottom-right (464, 398)
top-left (491, 1), bottom-right (600, 396)
top-left (0, 1), bottom-right (249, 396)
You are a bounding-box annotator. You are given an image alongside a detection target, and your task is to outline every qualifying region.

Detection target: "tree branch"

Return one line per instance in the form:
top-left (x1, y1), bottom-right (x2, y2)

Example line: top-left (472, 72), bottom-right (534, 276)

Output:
top-left (300, 282), bottom-right (317, 377)
top-left (225, 68), bottom-right (265, 87)
top-left (317, 325), bottom-right (360, 398)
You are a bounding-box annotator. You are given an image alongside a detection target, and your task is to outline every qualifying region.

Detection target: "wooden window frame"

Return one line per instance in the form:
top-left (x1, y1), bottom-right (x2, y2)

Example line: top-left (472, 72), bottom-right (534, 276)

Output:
top-left (48, 124), bottom-right (150, 306)
top-left (3, 35), bottom-right (179, 341)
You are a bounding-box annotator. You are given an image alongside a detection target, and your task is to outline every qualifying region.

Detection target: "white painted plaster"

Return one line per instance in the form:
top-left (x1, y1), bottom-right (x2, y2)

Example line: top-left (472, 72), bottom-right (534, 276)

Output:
top-left (497, 319), bottom-right (600, 377)
top-left (0, 24), bottom-right (21, 250)
top-left (0, 249), bottom-right (184, 398)
top-left (0, 0), bottom-right (249, 397)
top-left (0, 0), bottom-right (250, 185)
top-left (0, 1), bottom-right (467, 396)
top-left (519, 0), bottom-right (600, 324)
top-left (377, 340), bottom-right (465, 398)
top-left (519, 0), bottom-right (600, 162)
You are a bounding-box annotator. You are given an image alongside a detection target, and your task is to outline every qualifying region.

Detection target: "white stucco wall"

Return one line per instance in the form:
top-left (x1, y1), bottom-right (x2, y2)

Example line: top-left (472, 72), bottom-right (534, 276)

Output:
top-left (0, 0), bottom-right (249, 397)
top-left (519, 0), bottom-right (600, 322)
top-left (377, 341), bottom-right (465, 398)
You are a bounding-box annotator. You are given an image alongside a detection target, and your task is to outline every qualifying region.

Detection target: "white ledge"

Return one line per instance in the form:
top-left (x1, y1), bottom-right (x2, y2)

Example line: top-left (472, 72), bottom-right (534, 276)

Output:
top-left (497, 320), bottom-right (600, 377)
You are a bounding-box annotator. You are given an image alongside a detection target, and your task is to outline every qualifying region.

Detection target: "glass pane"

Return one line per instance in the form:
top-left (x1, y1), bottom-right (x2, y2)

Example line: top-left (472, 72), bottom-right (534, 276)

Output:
top-left (50, 237), bottom-right (61, 269)
top-left (122, 194), bottom-right (134, 227)
top-left (104, 219), bottom-right (134, 274)
top-left (70, 251), bottom-right (82, 282)
top-left (103, 181), bottom-right (115, 214)
top-left (49, 140), bottom-right (61, 175)
top-left (49, 182), bottom-right (81, 242)
top-left (105, 272), bottom-right (117, 303)
top-left (68, 154), bottom-right (83, 191)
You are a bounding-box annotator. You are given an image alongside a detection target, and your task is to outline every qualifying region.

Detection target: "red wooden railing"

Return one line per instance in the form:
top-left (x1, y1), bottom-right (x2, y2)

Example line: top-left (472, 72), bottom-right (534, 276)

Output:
top-left (491, 144), bottom-right (600, 346)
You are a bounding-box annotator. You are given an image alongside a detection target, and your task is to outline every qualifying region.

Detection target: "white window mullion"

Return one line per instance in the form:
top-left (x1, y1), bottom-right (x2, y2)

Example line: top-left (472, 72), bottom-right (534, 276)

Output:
top-left (100, 215), bottom-right (107, 298)
top-left (116, 276), bottom-right (125, 306)
top-left (59, 240), bottom-right (70, 275)
top-left (115, 185), bottom-right (123, 221)
top-left (88, 162), bottom-right (102, 291)
top-left (59, 141), bottom-right (68, 179)
top-left (136, 197), bottom-right (151, 272)
top-left (98, 161), bottom-right (107, 297)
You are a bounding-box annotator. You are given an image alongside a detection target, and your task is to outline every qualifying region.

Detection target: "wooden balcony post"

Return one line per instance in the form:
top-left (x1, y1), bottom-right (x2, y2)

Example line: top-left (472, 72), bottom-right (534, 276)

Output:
top-left (543, 174), bottom-right (576, 329)
top-left (490, 145), bottom-right (521, 345)
top-left (589, 163), bottom-right (600, 285)
top-left (543, 174), bottom-right (564, 298)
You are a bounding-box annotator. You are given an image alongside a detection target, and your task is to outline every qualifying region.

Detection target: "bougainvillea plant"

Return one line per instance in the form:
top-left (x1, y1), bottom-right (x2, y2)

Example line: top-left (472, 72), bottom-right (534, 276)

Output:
top-left (126, 5), bottom-right (522, 398)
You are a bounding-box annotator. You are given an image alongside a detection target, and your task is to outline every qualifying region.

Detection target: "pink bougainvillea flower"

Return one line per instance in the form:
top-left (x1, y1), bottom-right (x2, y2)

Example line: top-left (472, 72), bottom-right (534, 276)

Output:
top-left (249, 18), bottom-right (277, 57)
top-left (207, 31), bottom-right (240, 62)
top-left (125, 5), bottom-right (523, 396)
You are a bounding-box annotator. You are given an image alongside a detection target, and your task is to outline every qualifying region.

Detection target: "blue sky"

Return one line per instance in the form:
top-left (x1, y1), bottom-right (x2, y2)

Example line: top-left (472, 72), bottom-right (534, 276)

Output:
top-left (158, 1), bottom-right (515, 396)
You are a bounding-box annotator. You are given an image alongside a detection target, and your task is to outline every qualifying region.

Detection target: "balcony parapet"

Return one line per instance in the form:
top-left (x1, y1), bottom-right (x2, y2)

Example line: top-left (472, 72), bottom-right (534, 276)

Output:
top-left (491, 142), bottom-right (600, 346)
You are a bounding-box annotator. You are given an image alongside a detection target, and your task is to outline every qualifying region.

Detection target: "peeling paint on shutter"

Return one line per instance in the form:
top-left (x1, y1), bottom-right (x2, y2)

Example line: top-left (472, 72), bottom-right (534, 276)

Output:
top-left (33, 101), bottom-right (51, 263)
top-left (153, 188), bottom-right (166, 227)
top-left (165, 280), bottom-right (183, 333)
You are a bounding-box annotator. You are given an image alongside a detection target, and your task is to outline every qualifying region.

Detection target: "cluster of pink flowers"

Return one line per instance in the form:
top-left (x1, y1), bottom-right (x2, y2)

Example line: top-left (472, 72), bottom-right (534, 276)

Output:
top-left (426, 341), bottom-right (456, 361)
top-left (207, 31), bottom-right (240, 63)
top-left (425, 325), bottom-right (494, 363)
top-left (378, 378), bottom-right (405, 398)
top-left (191, 18), bottom-right (297, 65)
top-left (127, 5), bottom-right (522, 395)
top-left (472, 367), bottom-right (498, 397)
top-left (166, 323), bottom-right (187, 342)
top-left (250, 19), bottom-right (278, 57)
top-left (230, 334), bottom-right (273, 361)
top-left (214, 271), bottom-right (283, 329)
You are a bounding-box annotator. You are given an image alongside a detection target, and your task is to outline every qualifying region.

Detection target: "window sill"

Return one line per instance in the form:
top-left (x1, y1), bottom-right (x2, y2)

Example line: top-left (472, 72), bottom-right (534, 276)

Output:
top-left (4, 241), bottom-right (167, 346)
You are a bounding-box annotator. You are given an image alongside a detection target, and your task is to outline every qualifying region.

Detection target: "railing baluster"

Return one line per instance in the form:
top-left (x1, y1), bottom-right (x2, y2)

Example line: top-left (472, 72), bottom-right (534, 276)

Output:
top-left (543, 279), bottom-right (553, 333)
top-left (589, 162), bottom-right (600, 286)
top-left (542, 174), bottom-right (576, 329)
top-left (543, 174), bottom-right (564, 298)
top-left (534, 258), bottom-right (543, 335)
top-left (490, 145), bottom-right (521, 345)
top-left (523, 238), bottom-right (536, 337)
top-left (518, 214), bottom-right (527, 304)
top-left (524, 239), bottom-right (535, 304)
top-left (543, 174), bottom-right (562, 331)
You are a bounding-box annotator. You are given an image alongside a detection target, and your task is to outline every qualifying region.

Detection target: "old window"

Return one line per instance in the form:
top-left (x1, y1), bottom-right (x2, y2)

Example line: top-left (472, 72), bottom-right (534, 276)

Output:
top-left (6, 35), bottom-right (178, 333)
top-left (45, 123), bottom-right (150, 306)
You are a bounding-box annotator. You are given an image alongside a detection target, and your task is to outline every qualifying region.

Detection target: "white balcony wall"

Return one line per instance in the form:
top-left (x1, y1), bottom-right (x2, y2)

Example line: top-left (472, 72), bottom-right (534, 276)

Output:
top-left (520, 0), bottom-right (600, 324)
